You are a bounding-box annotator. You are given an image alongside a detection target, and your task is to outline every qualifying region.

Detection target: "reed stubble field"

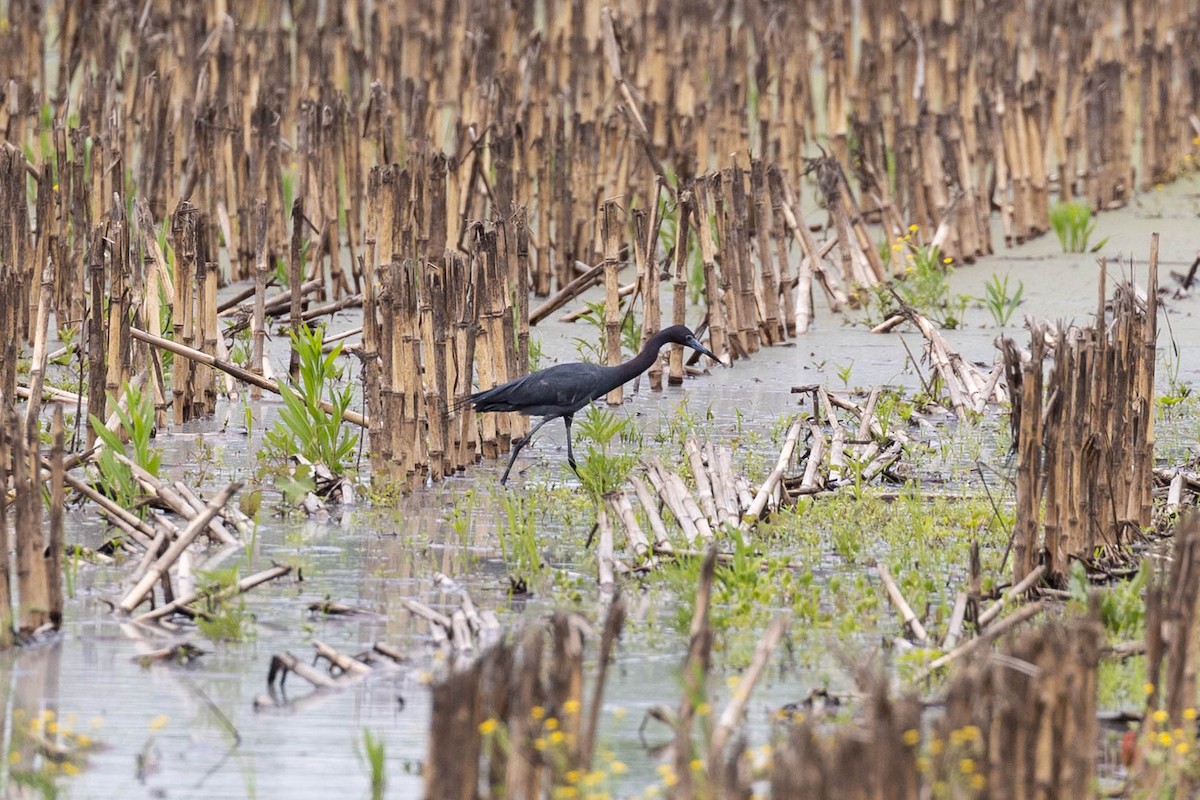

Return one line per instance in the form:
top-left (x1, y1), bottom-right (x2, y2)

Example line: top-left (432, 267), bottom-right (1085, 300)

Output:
top-left (3, 1), bottom-right (1200, 797)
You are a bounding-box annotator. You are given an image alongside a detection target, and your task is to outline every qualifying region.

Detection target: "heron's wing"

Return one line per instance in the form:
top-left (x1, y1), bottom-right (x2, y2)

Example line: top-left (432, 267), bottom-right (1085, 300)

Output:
top-left (470, 363), bottom-right (602, 414)
top-left (526, 364), bottom-right (603, 409)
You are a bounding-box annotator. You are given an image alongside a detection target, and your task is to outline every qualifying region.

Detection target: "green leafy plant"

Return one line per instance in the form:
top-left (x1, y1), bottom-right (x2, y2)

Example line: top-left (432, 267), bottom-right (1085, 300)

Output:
top-left (263, 325), bottom-right (359, 476)
top-left (1157, 327), bottom-right (1193, 417)
top-left (1049, 200), bottom-right (1107, 253)
top-left (498, 492), bottom-right (542, 587)
top-left (575, 406), bottom-right (639, 500)
top-left (357, 729), bottom-right (387, 800)
top-left (872, 232), bottom-right (967, 328)
top-left (89, 382), bottom-right (161, 519)
top-left (193, 566), bottom-right (255, 642)
top-left (979, 273), bottom-right (1025, 327)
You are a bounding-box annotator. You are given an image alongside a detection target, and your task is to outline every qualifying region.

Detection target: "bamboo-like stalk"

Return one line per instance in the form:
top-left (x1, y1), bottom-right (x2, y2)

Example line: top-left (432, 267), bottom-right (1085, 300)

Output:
top-left (251, 200), bottom-right (268, 399)
top-left (47, 407), bottom-right (65, 627)
top-left (12, 408), bottom-right (49, 633)
top-left (668, 190), bottom-right (693, 385)
top-left (600, 199), bottom-right (623, 406)
top-left (742, 415), bottom-right (802, 527)
top-left (877, 563), bottom-right (929, 644)
top-left (134, 564), bottom-right (291, 623)
top-left (0, 404), bottom-right (12, 647)
top-left (118, 482), bottom-right (242, 614)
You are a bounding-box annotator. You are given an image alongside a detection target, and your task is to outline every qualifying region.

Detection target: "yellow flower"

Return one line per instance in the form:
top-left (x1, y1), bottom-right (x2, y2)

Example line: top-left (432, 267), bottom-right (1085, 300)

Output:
top-left (930, 737), bottom-right (944, 755)
top-left (535, 737), bottom-right (548, 751)
top-left (563, 700), bottom-right (582, 715)
top-left (545, 717), bottom-right (560, 731)
top-left (942, 257), bottom-right (953, 265)
top-left (611, 760), bottom-right (627, 775)
top-left (726, 675), bottom-right (741, 689)
top-left (790, 711), bottom-right (805, 724)
top-left (1155, 183), bottom-right (1165, 191)
top-left (1158, 732), bottom-right (1173, 747)
top-left (916, 756), bottom-right (931, 773)
top-left (553, 788), bottom-right (579, 799)
top-left (8, 752), bottom-right (20, 765)
top-left (1184, 708), bottom-right (1197, 721)
top-left (42, 710), bottom-right (56, 720)
top-left (959, 758), bottom-right (975, 774)
top-left (531, 706), bottom-right (545, 720)
top-left (76, 734), bottom-right (92, 748)
top-left (149, 714), bottom-right (169, 731)
top-left (1153, 709), bottom-right (1169, 724)
top-left (696, 703), bottom-right (711, 716)
top-left (583, 770), bottom-right (605, 787)
top-left (908, 224), bottom-right (919, 232)
top-left (962, 725), bottom-right (981, 742)
top-left (62, 762), bottom-right (80, 777)
top-left (549, 731), bottom-right (565, 744)
top-left (969, 774), bottom-right (986, 791)
top-left (690, 758), bottom-right (704, 771)
top-left (902, 729), bottom-right (921, 747)
top-left (565, 770), bottom-right (583, 784)
top-left (478, 718), bottom-right (498, 735)
top-left (1177, 742), bottom-right (1191, 755)
top-left (892, 244), bottom-right (903, 251)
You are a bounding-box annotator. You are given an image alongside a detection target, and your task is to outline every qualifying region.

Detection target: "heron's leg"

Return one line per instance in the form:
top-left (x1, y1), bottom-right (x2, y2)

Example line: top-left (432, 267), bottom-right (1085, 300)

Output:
top-left (563, 414), bottom-right (578, 475)
top-left (500, 415), bottom-right (555, 485)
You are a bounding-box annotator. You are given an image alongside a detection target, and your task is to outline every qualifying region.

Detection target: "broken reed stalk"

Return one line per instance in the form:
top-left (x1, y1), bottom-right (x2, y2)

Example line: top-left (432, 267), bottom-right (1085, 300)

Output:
top-left (741, 414), bottom-right (802, 527)
top-left (134, 564), bottom-right (292, 623)
top-left (7, 407), bottom-right (52, 635)
top-left (876, 562), bottom-right (929, 645)
top-left (0, 406), bottom-right (13, 646)
top-left (913, 601), bottom-right (1048, 682)
top-left (250, 199), bottom-right (268, 399)
top-left (601, 199), bottom-right (624, 406)
top-left (673, 548), bottom-right (717, 798)
top-left (707, 612), bottom-right (789, 787)
top-left (118, 481), bottom-right (242, 614)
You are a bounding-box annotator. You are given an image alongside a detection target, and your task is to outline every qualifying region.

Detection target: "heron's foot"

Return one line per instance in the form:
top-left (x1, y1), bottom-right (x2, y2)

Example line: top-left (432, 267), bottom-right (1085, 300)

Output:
top-left (567, 455), bottom-right (579, 476)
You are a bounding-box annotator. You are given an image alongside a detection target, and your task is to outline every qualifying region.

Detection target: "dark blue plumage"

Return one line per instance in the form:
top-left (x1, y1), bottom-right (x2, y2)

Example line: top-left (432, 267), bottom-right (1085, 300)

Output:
top-left (461, 325), bottom-right (721, 483)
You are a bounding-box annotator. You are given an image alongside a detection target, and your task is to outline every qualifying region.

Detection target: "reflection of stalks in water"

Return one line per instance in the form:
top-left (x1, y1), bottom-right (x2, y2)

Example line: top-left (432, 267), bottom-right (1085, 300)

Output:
top-left (182, 674), bottom-right (243, 792)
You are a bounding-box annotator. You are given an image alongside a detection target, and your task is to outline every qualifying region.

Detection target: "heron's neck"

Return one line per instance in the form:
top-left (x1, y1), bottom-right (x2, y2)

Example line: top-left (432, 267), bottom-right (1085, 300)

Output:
top-left (615, 328), bottom-right (676, 381)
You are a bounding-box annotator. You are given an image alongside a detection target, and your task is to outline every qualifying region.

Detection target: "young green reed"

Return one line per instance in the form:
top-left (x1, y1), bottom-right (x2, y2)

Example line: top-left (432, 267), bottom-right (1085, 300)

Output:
top-left (263, 324), bottom-right (359, 477)
top-left (89, 381), bottom-right (161, 520)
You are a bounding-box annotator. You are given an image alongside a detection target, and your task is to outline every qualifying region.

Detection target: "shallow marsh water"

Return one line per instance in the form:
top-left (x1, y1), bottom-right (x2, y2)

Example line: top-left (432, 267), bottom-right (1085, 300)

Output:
top-left (3, 177), bottom-right (1200, 798)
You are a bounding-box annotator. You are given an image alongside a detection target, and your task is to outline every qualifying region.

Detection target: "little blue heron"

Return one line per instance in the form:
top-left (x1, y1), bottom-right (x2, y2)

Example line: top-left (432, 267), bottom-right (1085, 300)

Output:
top-left (457, 324), bottom-right (722, 484)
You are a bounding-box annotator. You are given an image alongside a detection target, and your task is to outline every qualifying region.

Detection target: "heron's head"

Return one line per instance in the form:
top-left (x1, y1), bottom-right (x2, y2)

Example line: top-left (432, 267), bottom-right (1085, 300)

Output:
top-left (662, 325), bottom-right (724, 365)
